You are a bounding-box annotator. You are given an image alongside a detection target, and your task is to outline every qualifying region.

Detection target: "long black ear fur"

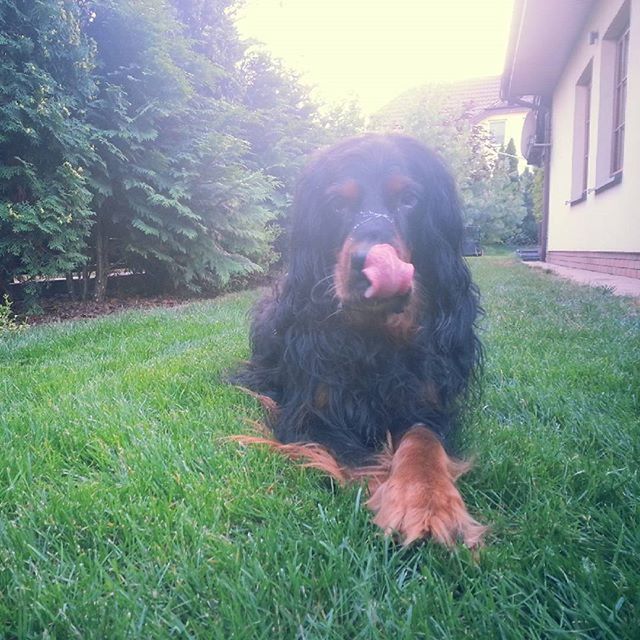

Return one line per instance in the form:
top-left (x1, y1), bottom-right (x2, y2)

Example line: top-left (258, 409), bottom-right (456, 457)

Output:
top-left (392, 135), bottom-right (482, 402)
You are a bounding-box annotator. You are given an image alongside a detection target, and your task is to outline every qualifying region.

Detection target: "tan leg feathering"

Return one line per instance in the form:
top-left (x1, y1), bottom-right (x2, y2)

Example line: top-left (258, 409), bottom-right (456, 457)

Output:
top-left (367, 425), bottom-right (487, 546)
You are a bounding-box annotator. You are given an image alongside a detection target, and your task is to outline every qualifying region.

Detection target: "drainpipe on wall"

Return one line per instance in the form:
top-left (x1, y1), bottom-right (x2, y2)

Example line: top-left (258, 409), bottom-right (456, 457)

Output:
top-left (538, 99), bottom-right (552, 262)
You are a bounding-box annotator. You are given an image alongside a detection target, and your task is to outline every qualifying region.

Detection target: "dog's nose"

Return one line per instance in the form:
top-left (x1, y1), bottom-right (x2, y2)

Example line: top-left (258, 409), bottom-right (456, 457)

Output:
top-left (350, 249), bottom-right (368, 272)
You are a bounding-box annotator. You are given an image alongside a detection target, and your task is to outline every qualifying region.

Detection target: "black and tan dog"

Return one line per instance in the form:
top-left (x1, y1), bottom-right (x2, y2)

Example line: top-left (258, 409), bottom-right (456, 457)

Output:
top-left (235, 133), bottom-right (486, 546)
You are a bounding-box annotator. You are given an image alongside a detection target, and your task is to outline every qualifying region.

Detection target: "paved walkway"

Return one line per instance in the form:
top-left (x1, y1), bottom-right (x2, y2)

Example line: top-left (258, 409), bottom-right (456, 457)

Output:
top-left (526, 261), bottom-right (640, 298)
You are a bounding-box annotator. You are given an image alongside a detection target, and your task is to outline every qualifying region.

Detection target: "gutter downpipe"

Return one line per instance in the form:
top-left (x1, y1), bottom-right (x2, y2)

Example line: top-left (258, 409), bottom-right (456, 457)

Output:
top-left (539, 98), bottom-right (551, 261)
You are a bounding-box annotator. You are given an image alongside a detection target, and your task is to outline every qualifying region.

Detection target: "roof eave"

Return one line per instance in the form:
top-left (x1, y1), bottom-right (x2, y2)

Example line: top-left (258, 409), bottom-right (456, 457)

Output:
top-left (500, 0), bottom-right (526, 103)
top-left (502, 0), bottom-right (597, 103)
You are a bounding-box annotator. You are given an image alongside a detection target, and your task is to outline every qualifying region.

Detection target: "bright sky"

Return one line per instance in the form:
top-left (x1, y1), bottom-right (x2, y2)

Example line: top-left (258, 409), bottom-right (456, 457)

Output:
top-left (235, 0), bottom-right (515, 114)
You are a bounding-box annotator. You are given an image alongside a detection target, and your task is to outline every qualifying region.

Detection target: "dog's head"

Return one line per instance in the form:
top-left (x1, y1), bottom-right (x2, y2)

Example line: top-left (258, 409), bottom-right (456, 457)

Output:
top-left (287, 133), bottom-right (469, 321)
top-left (329, 167), bottom-right (417, 314)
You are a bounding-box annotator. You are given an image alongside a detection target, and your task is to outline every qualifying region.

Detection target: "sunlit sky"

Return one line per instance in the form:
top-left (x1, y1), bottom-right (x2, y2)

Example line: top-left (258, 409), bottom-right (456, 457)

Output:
top-left (235, 0), bottom-right (515, 114)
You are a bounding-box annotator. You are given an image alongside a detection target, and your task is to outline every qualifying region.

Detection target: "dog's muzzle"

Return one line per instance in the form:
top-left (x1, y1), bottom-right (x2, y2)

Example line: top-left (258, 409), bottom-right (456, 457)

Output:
top-left (348, 211), bottom-right (414, 301)
top-left (359, 243), bottom-right (414, 299)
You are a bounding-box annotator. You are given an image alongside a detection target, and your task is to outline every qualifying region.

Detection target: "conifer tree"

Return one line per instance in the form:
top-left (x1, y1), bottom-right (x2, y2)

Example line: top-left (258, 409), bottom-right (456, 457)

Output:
top-left (0, 0), bottom-right (363, 301)
top-left (84, 0), bottom-right (278, 297)
top-left (0, 0), bottom-right (96, 293)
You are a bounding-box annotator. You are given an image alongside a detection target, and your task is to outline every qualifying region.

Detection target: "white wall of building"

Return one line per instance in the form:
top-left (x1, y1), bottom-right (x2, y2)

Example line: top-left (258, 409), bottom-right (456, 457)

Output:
top-left (547, 0), bottom-right (639, 253)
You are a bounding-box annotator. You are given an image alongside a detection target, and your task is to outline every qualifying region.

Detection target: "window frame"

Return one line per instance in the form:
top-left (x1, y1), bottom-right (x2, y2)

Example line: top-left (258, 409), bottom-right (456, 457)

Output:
top-left (610, 25), bottom-right (629, 176)
top-left (570, 61), bottom-right (593, 205)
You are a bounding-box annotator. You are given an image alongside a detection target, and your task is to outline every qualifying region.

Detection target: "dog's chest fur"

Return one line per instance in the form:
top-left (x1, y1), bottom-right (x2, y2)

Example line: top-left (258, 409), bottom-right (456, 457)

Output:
top-left (279, 322), bottom-right (439, 454)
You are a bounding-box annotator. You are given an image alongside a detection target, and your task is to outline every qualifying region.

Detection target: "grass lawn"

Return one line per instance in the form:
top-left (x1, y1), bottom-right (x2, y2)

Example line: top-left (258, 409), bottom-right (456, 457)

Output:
top-left (1, 256), bottom-right (639, 639)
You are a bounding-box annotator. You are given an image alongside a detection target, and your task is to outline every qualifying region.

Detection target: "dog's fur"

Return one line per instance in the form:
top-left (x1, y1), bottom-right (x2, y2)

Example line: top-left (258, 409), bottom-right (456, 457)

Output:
top-left (235, 133), bottom-right (485, 546)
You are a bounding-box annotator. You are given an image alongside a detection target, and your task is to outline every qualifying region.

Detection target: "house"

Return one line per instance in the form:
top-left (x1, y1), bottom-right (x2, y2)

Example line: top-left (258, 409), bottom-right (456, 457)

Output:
top-left (376, 76), bottom-right (531, 171)
top-left (502, 0), bottom-right (639, 278)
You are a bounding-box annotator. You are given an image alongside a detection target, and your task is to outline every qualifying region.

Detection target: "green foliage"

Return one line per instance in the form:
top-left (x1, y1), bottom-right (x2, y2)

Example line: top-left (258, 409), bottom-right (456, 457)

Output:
top-left (236, 47), bottom-right (363, 263)
top-left (82, 0), bottom-right (280, 293)
top-left (504, 137), bottom-right (519, 176)
top-left (318, 98), bottom-right (366, 143)
top-left (0, 0), bottom-right (364, 299)
top-left (532, 165), bottom-right (545, 221)
top-left (238, 49), bottom-right (364, 218)
top-left (238, 50), bottom-right (326, 218)
top-left (0, 293), bottom-right (23, 332)
top-left (373, 95), bottom-right (527, 244)
top-left (459, 132), bottom-right (526, 244)
top-left (0, 0), bottom-right (96, 283)
top-left (509, 167), bottom-right (541, 245)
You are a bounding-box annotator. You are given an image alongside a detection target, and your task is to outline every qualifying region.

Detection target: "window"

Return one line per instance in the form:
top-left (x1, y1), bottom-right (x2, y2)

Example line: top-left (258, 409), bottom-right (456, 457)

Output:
top-left (571, 62), bottom-right (592, 203)
top-left (487, 119), bottom-right (506, 146)
top-left (611, 26), bottom-right (629, 175)
top-left (582, 81), bottom-right (591, 195)
top-left (595, 0), bottom-right (630, 191)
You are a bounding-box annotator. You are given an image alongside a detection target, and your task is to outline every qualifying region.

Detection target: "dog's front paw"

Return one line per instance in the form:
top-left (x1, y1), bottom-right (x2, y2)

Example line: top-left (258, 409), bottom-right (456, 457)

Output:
top-left (365, 425), bottom-right (487, 547)
top-left (367, 474), bottom-right (486, 547)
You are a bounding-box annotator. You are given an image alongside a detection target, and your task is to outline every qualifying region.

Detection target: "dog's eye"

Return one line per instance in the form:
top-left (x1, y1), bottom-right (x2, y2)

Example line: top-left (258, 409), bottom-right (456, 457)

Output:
top-left (398, 192), bottom-right (418, 209)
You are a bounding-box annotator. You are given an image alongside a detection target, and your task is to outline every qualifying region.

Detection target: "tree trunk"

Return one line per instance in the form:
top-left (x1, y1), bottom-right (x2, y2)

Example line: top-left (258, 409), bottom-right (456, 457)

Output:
top-left (94, 221), bottom-right (109, 302)
top-left (65, 273), bottom-right (77, 301)
top-left (81, 265), bottom-right (89, 301)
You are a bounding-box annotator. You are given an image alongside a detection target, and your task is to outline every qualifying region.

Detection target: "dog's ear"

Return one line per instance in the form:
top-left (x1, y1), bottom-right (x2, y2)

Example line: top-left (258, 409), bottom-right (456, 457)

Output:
top-left (390, 138), bottom-right (466, 281)
top-left (390, 136), bottom-right (465, 272)
top-left (284, 150), bottom-right (343, 308)
top-left (393, 135), bottom-right (482, 394)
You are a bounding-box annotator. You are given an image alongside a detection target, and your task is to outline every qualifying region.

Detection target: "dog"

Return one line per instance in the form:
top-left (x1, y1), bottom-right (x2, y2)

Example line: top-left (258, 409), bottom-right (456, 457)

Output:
top-left (235, 133), bottom-right (486, 546)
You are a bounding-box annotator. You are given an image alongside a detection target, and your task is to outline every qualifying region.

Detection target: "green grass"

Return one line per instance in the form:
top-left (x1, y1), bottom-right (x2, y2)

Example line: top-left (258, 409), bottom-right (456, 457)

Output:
top-left (1, 257), bottom-right (639, 639)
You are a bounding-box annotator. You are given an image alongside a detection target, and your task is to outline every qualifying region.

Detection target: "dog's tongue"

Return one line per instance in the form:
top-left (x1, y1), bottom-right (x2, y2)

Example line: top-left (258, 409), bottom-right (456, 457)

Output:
top-left (362, 244), bottom-right (414, 299)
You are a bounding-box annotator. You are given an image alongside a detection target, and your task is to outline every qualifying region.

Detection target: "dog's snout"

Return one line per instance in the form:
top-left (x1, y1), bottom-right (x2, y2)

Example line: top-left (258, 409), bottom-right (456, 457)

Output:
top-left (351, 210), bottom-right (395, 245)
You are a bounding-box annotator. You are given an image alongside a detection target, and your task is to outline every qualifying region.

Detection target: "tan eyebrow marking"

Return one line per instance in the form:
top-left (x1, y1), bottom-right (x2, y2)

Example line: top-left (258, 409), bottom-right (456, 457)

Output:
top-left (327, 178), bottom-right (360, 202)
top-left (385, 174), bottom-right (412, 195)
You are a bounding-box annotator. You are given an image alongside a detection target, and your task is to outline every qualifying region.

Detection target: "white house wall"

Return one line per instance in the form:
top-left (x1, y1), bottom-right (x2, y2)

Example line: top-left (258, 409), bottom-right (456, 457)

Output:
top-left (547, 0), bottom-right (639, 254)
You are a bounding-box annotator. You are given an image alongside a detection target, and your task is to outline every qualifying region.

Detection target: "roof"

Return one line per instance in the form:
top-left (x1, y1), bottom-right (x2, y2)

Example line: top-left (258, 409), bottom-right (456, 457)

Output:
top-left (377, 75), bottom-right (522, 125)
top-left (440, 76), bottom-right (503, 113)
top-left (502, 0), bottom-right (598, 101)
